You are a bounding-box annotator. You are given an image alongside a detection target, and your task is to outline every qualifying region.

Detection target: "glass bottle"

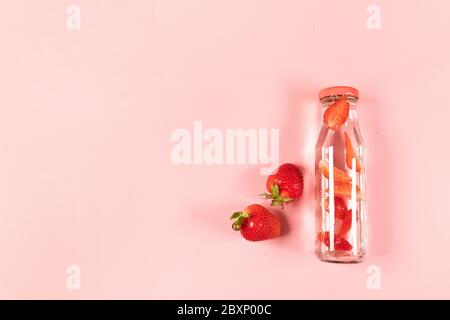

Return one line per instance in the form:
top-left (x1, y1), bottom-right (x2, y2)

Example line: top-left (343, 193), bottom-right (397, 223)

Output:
top-left (315, 86), bottom-right (367, 263)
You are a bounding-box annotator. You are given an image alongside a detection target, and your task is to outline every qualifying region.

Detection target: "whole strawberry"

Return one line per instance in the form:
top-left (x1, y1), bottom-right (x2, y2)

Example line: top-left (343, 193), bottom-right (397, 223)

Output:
top-left (261, 163), bottom-right (303, 208)
top-left (230, 204), bottom-right (281, 241)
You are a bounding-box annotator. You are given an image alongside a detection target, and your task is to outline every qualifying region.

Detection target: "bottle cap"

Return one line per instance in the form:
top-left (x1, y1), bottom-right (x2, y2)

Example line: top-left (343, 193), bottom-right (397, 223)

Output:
top-left (319, 86), bottom-right (359, 101)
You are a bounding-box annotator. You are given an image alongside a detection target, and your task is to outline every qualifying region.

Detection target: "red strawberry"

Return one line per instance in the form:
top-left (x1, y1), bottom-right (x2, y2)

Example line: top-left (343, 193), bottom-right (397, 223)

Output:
top-left (336, 209), bottom-right (353, 236)
top-left (230, 204), bottom-right (281, 241)
top-left (324, 197), bottom-right (352, 236)
top-left (324, 196), bottom-right (347, 219)
top-left (344, 132), bottom-right (362, 172)
top-left (317, 231), bottom-right (352, 251)
top-left (319, 160), bottom-right (351, 184)
top-left (323, 96), bottom-right (349, 131)
top-left (261, 163), bottom-right (303, 208)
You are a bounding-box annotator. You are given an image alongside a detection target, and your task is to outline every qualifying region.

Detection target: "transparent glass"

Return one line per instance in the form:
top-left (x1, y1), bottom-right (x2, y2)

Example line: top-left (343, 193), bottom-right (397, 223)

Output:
top-left (315, 95), bottom-right (367, 263)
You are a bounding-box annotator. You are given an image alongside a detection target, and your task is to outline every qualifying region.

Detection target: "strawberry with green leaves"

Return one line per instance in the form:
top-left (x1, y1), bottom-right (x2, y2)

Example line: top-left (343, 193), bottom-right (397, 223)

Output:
top-left (230, 204), bottom-right (281, 241)
top-left (261, 163), bottom-right (303, 208)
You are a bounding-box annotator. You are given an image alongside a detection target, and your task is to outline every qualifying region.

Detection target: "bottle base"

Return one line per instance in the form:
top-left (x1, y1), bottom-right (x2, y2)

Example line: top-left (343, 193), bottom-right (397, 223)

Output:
top-left (315, 251), bottom-right (365, 264)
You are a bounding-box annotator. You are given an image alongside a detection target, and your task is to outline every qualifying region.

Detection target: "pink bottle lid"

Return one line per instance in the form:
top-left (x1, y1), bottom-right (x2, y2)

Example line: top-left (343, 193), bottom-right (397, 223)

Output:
top-left (319, 86), bottom-right (359, 100)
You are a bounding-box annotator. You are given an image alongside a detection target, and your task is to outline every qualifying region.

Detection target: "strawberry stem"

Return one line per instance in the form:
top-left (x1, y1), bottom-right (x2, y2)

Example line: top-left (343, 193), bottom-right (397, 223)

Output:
top-left (260, 184), bottom-right (293, 209)
top-left (230, 211), bottom-right (249, 231)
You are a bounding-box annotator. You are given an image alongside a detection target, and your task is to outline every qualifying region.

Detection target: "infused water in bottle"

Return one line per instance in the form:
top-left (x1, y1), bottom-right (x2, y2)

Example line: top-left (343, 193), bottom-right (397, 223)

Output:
top-left (315, 86), bottom-right (367, 263)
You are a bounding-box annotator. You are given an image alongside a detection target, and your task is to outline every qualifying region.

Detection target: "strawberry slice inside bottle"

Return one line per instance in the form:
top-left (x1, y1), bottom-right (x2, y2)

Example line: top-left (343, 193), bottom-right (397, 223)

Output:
top-left (335, 209), bottom-right (353, 237)
top-left (324, 196), bottom-right (352, 237)
top-left (344, 132), bottom-right (362, 172)
top-left (319, 160), bottom-right (351, 184)
top-left (317, 231), bottom-right (352, 251)
top-left (327, 183), bottom-right (363, 200)
top-left (323, 96), bottom-right (349, 131)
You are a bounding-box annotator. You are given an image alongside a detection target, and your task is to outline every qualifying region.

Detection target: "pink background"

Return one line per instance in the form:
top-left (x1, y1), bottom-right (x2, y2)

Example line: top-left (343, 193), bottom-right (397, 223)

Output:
top-left (1, 0), bottom-right (449, 299)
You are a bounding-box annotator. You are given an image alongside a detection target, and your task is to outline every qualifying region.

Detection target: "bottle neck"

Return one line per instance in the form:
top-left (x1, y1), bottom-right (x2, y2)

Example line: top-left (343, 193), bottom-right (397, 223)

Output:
top-left (348, 105), bottom-right (359, 121)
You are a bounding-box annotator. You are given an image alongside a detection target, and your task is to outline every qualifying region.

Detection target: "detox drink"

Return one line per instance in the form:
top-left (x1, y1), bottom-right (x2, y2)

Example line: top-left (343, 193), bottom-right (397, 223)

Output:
top-left (315, 86), bottom-right (367, 263)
